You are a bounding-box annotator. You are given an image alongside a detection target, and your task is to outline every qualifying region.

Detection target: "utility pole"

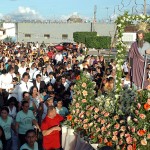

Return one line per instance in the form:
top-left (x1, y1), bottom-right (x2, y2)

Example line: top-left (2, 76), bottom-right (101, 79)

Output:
top-left (93, 5), bottom-right (97, 32)
top-left (144, 0), bottom-right (147, 15)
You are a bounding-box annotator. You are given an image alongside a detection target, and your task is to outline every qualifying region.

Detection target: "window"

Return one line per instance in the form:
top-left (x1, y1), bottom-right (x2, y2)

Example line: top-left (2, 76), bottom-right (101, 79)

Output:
top-left (44, 34), bottom-right (50, 39)
top-left (62, 34), bottom-right (68, 40)
top-left (25, 34), bottom-right (31, 38)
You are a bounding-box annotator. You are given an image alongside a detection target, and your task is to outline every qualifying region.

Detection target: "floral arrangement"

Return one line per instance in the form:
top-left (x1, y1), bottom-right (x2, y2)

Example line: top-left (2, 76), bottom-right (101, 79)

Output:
top-left (65, 71), bottom-right (150, 150)
top-left (65, 72), bottom-right (97, 133)
top-left (115, 12), bottom-right (150, 92)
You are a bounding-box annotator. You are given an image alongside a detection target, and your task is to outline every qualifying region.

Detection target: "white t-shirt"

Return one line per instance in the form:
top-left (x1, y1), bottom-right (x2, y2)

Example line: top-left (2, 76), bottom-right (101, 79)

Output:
top-left (20, 141), bottom-right (38, 150)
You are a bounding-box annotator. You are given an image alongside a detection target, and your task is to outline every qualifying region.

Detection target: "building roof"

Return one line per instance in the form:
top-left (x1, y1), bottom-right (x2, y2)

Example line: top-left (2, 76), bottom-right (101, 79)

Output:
top-left (67, 15), bottom-right (83, 23)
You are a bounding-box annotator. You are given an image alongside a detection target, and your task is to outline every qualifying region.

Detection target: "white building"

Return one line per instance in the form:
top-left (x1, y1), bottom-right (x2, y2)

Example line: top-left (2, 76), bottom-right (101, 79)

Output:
top-left (0, 23), bottom-right (16, 40)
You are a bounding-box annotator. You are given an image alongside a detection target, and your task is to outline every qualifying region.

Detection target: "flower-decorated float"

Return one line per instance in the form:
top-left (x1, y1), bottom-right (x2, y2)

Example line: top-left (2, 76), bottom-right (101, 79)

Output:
top-left (63, 13), bottom-right (150, 150)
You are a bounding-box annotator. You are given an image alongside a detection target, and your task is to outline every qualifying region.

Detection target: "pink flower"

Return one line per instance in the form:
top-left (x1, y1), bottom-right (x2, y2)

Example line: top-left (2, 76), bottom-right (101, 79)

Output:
top-left (127, 145), bottom-right (133, 150)
top-left (133, 138), bottom-right (137, 142)
top-left (107, 131), bottom-right (111, 136)
top-left (86, 105), bottom-right (90, 109)
top-left (147, 134), bottom-right (150, 139)
top-left (135, 110), bottom-right (139, 115)
top-left (83, 119), bottom-right (88, 123)
top-left (112, 136), bottom-right (118, 141)
top-left (83, 124), bottom-right (88, 129)
top-left (113, 131), bottom-right (118, 136)
top-left (82, 99), bottom-right (87, 103)
top-left (97, 118), bottom-right (101, 122)
top-left (114, 124), bottom-right (120, 129)
top-left (104, 138), bottom-right (108, 143)
top-left (133, 118), bottom-right (138, 122)
top-left (119, 140), bottom-right (123, 145)
top-left (113, 115), bottom-right (119, 120)
top-left (126, 136), bottom-right (132, 144)
top-left (76, 103), bottom-right (79, 108)
top-left (89, 106), bottom-right (95, 110)
top-left (131, 127), bottom-right (135, 133)
top-left (139, 114), bottom-right (146, 119)
top-left (120, 126), bottom-right (126, 131)
top-left (141, 138), bottom-right (147, 145)
top-left (96, 128), bottom-right (100, 132)
top-left (137, 103), bottom-right (141, 109)
top-left (120, 120), bottom-right (124, 124)
top-left (120, 132), bottom-right (125, 138)
top-left (101, 126), bottom-right (106, 132)
top-left (94, 115), bottom-right (98, 119)
top-left (104, 112), bottom-right (110, 117)
top-left (101, 111), bottom-right (106, 115)
top-left (94, 108), bottom-right (99, 113)
top-left (82, 90), bottom-right (88, 96)
top-left (82, 83), bottom-right (87, 88)
top-left (88, 122), bottom-right (93, 127)
top-left (86, 111), bottom-right (90, 117)
top-left (147, 99), bottom-right (150, 105)
top-left (125, 133), bottom-right (130, 138)
top-left (101, 119), bottom-right (106, 124)
top-left (106, 124), bottom-right (111, 128)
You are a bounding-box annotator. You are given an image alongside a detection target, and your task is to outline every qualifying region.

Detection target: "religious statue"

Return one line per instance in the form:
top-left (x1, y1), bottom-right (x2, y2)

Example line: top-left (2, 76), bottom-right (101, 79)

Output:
top-left (128, 22), bottom-right (150, 89)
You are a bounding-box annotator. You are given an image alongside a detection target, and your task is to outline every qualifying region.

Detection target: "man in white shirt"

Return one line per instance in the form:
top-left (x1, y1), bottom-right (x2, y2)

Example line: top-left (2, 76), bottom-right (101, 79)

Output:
top-left (55, 51), bottom-right (63, 64)
top-left (12, 72), bottom-right (33, 103)
top-left (6, 67), bottom-right (16, 91)
top-left (18, 61), bottom-right (26, 79)
top-left (61, 76), bottom-right (69, 91)
top-left (44, 72), bottom-right (56, 85)
top-left (33, 64), bottom-right (42, 80)
top-left (29, 63), bottom-right (37, 81)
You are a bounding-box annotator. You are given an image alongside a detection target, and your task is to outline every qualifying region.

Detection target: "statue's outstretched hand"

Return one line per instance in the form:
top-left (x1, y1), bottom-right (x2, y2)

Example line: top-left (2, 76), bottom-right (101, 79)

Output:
top-left (146, 49), bottom-right (150, 54)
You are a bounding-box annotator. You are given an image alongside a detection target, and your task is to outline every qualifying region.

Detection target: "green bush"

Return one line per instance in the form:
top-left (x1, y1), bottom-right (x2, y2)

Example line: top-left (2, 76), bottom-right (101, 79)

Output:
top-left (85, 36), bottom-right (111, 49)
top-left (73, 32), bottom-right (97, 43)
top-left (145, 33), bottom-right (150, 43)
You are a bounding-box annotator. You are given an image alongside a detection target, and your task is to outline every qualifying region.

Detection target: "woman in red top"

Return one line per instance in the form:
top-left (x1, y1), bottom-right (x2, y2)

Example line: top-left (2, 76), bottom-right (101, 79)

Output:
top-left (41, 106), bottom-right (64, 150)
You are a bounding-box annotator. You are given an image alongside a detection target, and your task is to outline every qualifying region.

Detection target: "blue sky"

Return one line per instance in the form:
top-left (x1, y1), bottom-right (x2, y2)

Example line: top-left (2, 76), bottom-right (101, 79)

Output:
top-left (0, 0), bottom-right (150, 21)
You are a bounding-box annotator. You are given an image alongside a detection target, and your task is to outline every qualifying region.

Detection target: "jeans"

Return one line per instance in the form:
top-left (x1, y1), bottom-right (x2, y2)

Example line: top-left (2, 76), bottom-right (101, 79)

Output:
top-left (4, 138), bottom-right (12, 150)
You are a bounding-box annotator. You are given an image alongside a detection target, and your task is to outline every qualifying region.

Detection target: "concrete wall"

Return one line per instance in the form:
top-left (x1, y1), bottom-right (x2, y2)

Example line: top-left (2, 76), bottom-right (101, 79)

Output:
top-left (16, 22), bottom-right (116, 44)
top-left (0, 23), bottom-right (16, 40)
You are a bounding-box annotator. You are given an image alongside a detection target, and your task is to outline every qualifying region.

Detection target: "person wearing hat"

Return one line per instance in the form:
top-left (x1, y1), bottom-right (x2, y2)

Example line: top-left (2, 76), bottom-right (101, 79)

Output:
top-left (129, 26), bottom-right (150, 89)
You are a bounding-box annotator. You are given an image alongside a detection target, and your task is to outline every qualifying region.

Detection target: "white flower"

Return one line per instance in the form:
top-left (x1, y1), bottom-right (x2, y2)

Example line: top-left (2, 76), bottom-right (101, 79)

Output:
top-left (127, 116), bottom-right (131, 122)
top-left (140, 14), bottom-right (145, 19)
top-left (115, 95), bottom-right (119, 99)
top-left (117, 24), bottom-right (121, 27)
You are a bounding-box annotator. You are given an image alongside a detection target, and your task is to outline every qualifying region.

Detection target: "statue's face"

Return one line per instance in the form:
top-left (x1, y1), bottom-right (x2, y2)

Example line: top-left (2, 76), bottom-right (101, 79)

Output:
top-left (138, 33), bottom-right (144, 40)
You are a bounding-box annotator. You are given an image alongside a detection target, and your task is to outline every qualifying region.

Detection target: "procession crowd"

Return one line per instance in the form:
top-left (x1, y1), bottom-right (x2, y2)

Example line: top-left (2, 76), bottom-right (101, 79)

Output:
top-left (0, 41), bottom-right (149, 150)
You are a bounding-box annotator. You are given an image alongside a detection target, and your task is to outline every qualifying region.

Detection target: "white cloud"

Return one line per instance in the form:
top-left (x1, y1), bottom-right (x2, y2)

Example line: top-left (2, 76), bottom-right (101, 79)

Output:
top-left (4, 6), bottom-right (43, 21)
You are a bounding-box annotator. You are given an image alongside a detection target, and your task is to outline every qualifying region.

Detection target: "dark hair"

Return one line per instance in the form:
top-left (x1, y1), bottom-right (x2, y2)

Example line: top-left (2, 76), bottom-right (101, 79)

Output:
top-left (22, 72), bottom-right (29, 79)
top-left (36, 74), bottom-right (41, 78)
top-left (22, 92), bottom-right (30, 98)
top-left (0, 126), bottom-right (6, 146)
top-left (30, 86), bottom-right (38, 95)
top-left (25, 129), bottom-right (36, 137)
top-left (1, 106), bottom-right (9, 114)
top-left (26, 68), bottom-right (30, 71)
top-left (22, 100), bottom-right (29, 106)
top-left (1, 69), bottom-right (7, 75)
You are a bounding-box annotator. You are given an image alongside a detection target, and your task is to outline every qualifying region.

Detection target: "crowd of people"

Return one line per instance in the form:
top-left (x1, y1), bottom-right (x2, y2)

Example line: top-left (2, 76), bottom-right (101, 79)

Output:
top-left (0, 40), bottom-right (149, 150)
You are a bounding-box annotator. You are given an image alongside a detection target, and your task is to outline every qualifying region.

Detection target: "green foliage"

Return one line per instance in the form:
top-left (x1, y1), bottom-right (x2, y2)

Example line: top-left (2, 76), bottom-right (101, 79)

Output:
top-left (73, 32), bottom-right (97, 43)
top-left (85, 36), bottom-right (111, 49)
top-left (3, 36), bottom-right (13, 42)
top-left (145, 33), bottom-right (150, 43)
